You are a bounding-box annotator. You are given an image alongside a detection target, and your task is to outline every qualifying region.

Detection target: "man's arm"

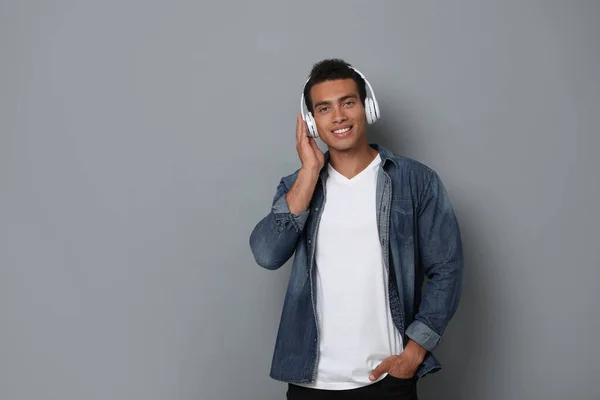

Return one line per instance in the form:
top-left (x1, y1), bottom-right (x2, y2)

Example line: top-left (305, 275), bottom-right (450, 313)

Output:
top-left (370, 170), bottom-right (463, 382)
top-left (285, 167), bottom-right (320, 214)
top-left (405, 171), bottom-right (464, 352)
top-left (249, 172), bottom-right (314, 270)
top-left (249, 114), bottom-right (324, 270)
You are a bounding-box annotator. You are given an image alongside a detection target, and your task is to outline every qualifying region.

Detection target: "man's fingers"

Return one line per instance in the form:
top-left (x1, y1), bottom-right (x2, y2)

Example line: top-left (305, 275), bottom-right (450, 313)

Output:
top-left (297, 114), bottom-right (310, 145)
top-left (300, 114), bottom-right (308, 138)
top-left (296, 114), bottom-right (302, 142)
top-left (369, 359), bottom-right (390, 381)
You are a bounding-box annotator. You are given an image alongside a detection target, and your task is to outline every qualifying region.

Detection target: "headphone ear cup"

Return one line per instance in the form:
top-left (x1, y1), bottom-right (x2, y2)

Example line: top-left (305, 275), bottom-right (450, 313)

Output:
top-left (365, 98), bottom-right (374, 124)
top-left (306, 113), bottom-right (318, 138)
top-left (372, 97), bottom-right (380, 121)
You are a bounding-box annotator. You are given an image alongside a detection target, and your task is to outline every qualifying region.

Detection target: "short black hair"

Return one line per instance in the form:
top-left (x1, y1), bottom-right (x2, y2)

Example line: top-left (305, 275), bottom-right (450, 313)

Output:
top-left (303, 59), bottom-right (367, 113)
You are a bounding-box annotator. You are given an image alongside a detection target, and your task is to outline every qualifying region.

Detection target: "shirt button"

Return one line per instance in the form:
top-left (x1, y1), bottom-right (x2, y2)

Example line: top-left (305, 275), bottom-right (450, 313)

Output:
top-left (314, 207), bottom-right (319, 211)
top-left (308, 240), bottom-right (312, 244)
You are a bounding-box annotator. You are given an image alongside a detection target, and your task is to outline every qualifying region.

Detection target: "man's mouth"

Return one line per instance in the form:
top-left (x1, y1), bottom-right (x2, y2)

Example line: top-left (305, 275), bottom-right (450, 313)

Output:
top-left (331, 126), bottom-right (352, 138)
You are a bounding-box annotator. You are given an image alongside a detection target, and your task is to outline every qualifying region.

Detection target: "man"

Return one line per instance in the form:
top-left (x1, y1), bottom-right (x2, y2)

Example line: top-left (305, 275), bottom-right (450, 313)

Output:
top-left (249, 59), bottom-right (463, 399)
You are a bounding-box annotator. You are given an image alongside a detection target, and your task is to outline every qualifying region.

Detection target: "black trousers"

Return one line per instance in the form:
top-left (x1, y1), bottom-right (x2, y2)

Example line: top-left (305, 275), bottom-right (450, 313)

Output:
top-left (286, 376), bottom-right (418, 400)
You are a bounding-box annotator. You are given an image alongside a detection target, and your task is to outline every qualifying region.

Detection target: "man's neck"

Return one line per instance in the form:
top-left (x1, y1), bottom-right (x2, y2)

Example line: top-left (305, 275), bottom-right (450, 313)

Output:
top-left (328, 143), bottom-right (379, 180)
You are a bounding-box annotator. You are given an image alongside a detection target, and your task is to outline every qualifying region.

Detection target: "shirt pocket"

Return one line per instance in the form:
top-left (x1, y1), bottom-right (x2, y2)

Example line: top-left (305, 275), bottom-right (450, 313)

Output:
top-left (390, 198), bottom-right (415, 245)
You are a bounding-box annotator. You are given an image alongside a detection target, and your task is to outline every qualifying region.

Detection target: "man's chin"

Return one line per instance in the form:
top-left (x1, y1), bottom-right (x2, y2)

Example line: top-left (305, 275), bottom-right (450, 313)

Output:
top-left (324, 137), bottom-right (364, 150)
top-left (326, 143), bottom-right (358, 152)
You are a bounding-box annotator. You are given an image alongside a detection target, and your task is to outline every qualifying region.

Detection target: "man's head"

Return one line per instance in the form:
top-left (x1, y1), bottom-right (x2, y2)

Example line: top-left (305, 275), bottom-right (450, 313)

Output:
top-left (303, 59), bottom-right (367, 113)
top-left (303, 59), bottom-right (369, 152)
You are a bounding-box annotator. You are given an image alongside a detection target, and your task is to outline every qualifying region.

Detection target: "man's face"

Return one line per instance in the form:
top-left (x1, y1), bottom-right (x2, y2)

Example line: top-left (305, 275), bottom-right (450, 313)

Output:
top-left (309, 79), bottom-right (367, 152)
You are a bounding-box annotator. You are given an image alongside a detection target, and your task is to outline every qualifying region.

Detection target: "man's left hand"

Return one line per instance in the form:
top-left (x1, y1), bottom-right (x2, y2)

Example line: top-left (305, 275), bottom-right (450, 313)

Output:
top-left (369, 340), bottom-right (427, 381)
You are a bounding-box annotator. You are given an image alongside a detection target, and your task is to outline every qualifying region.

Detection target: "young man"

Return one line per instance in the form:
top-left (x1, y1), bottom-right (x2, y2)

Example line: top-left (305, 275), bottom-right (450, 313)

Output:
top-left (249, 59), bottom-right (463, 400)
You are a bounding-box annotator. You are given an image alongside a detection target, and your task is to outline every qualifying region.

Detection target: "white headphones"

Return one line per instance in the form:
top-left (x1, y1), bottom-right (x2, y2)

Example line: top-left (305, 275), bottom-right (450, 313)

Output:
top-left (300, 66), bottom-right (380, 138)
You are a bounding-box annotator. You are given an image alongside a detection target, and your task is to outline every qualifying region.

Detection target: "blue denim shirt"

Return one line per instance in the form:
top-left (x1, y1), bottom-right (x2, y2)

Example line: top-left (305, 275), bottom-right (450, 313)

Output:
top-left (249, 144), bottom-right (463, 383)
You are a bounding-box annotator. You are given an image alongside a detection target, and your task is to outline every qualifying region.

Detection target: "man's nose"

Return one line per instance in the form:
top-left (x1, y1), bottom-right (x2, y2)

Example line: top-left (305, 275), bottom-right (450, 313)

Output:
top-left (332, 107), bottom-right (347, 123)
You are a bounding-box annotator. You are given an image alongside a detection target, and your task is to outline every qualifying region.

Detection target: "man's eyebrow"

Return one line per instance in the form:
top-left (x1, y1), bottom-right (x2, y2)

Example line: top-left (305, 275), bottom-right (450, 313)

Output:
top-left (313, 99), bottom-right (332, 109)
top-left (313, 94), bottom-right (359, 109)
top-left (339, 94), bottom-right (358, 102)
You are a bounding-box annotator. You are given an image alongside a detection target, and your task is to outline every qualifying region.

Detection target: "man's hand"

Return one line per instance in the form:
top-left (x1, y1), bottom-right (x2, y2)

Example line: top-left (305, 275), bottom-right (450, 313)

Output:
top-left (369, 340), bottom-right (427, 381)
top-left (295, 113), bottom-right (325, 172)
top-left (285, 115), bottom-right (324, 215)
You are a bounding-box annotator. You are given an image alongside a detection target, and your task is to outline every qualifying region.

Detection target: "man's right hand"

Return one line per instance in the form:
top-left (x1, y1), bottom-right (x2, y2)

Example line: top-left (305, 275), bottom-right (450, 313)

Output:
top-left (296, 113), bottom-right (325, 172)
top-left (284, 115), bottom-right (324, 215)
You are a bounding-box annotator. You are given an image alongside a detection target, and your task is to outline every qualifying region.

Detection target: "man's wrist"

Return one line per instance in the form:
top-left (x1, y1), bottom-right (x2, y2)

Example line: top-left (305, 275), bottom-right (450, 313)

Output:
top-left (405, 339), bottom-right (427, 363)
top-left (299, 166), bottom-right (321, 179)
top-left (285, 168), bottom-right (320, 215)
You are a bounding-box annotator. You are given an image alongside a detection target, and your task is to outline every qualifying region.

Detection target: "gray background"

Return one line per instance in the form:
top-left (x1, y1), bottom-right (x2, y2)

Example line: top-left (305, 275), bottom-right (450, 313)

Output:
top-left (1, 1), bottom-right (599, 399)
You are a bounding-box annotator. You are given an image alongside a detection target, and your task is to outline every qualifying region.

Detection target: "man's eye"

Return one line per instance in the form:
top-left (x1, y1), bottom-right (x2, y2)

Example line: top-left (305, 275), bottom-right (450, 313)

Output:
top-left (318, 107), bottom-right (329, 113)
top-left (344, 101), bottom-right (355, 106)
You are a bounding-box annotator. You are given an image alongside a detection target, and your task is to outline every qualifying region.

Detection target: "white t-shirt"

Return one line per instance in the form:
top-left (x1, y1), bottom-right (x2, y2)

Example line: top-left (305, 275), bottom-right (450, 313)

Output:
top-left (299, 154), bottom-right (403, 390)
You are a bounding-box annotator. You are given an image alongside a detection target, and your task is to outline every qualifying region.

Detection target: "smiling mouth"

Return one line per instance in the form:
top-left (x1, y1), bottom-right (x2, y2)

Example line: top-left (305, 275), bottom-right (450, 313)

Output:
top-left (331, 126), bottom-right (352, 137)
